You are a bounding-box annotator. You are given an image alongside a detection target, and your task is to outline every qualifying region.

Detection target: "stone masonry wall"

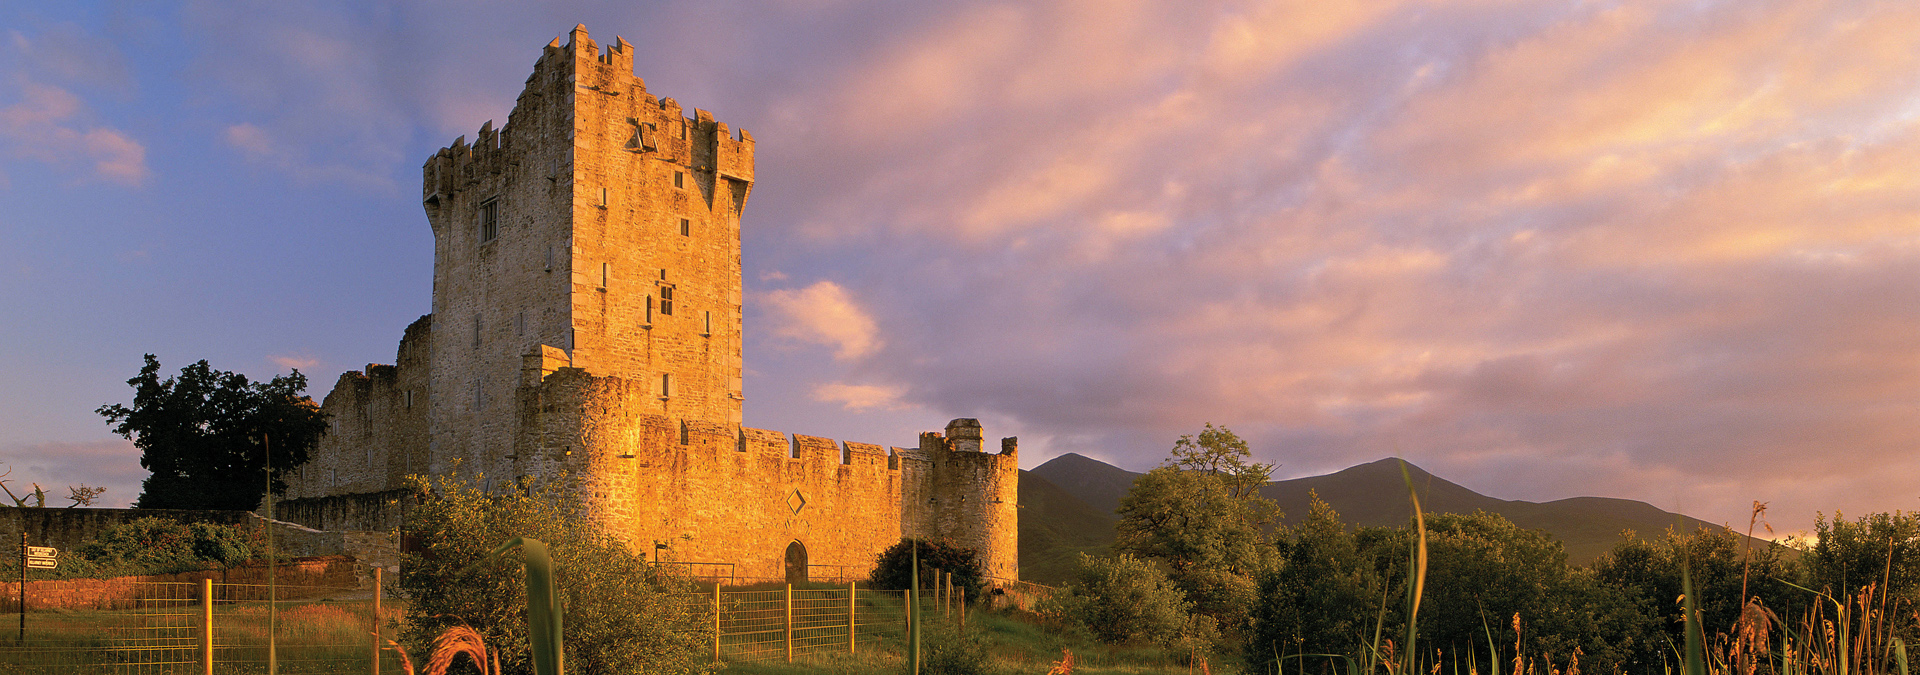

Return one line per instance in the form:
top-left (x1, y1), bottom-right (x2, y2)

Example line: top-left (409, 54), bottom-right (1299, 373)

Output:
top-left (285, 317), bottom-right (431, 502)
top-left (565, 25), bottom-right (748, 427)
top-left (2, 556), bottom-right (360, 611)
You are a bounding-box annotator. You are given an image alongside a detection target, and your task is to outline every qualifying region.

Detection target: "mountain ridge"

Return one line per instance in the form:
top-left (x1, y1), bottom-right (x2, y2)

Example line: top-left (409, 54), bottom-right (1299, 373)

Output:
top-left (1021, 453), bottom-right (1753, 576)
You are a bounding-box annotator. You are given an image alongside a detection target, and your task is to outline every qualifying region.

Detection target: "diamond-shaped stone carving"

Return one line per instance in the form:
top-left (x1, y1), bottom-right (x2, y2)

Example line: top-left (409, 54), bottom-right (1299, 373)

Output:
top-left (787, 489), bottom-right (807, 515)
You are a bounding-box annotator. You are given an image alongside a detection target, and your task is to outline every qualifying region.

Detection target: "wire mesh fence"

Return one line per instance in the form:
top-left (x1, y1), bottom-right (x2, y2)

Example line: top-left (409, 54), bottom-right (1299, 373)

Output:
top-left (690, 585), bottom-right (945, 663)
top-left (3, 569), bottom-right (1008, 671)
top-left (1, 577), bottom-right (396, 674)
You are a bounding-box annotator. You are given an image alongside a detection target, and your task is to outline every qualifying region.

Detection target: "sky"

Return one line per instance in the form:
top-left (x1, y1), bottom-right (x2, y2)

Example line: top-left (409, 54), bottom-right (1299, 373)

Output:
top-left (1, 0), bottom-right (1915, 536)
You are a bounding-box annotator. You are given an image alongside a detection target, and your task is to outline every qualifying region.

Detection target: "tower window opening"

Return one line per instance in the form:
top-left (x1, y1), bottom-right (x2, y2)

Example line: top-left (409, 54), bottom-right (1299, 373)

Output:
top-left (702, 310), bottom-right (711, 336)
top-left (405, 389), bottom-right (414, 409)
top-left (660, 285), bottom-right (675, 315)
top-left (478, 198), bottom-right (499, 243)
top-left (515, 311), bottom-right (526, 335)
top-left (679, 218), bottom-right (690, 236)
top-left (674, 171), bottom-right (684, 189)
top-left (600, 262), bottom-right (609, 290)
top-left (544, 246), bottom-right (553, 271)
top-left (472, 314), bottom-right (482, 348)
top-left (646, 295), bottom-right (654, 324)
top-left (661, 373), bottom-right (672, 399)
top-left (598, 187), bottom-right (608, 207)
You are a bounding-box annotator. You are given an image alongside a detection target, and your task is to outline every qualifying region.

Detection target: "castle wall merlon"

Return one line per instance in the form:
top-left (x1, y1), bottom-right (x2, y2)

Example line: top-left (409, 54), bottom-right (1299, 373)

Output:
top-left (792, 434), bottom-right (837, 464)
top-left (842, 441), bottom-right (885, 466)
top-left (565, 24), bottom-right (596, 60)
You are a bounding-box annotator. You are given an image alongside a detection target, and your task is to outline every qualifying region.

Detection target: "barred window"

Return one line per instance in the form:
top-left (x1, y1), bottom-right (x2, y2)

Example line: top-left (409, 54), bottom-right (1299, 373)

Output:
top-left (478, 198), bottom-right (499, 243)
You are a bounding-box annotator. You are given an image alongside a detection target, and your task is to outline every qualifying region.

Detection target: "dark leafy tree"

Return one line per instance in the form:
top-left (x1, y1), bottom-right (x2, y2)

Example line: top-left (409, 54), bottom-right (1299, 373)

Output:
top-left (1249, 493), bottom-right (1386, 670)
top-left (97, 354), bottom-right (327, 510)
top-left (1801, 511), bottom-right (1920, 646)
top-left (1253, 502), bottom-right (1661, 675)
top-left (1115, 424), bottom-right (1280, 631)
top-left (1594, 525), bottom-right (1800, 651)
top-left (869, 538), bottom-right (986, 605)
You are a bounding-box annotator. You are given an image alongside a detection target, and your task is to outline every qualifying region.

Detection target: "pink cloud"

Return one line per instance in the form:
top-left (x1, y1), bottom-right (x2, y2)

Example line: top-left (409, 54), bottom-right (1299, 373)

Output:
top-left (0, 81), bottom-right (148, 186)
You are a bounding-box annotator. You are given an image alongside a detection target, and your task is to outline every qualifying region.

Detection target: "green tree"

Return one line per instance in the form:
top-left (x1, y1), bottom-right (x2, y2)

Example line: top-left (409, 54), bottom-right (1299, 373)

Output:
top-left (402, 472), bottom-right (710, 675)
top-left (1593, 525), bottom-right (1799, 650)
top-left (1410, 512), bottom-right (1659, 674)
top-left (97, 354), bottom-right (327, 510)
top-left (870, 538), bottom-right (986, 605)
top-left (1253, 502), bottom-right (1661, 675)
top-left (1802, 511), bottom-right (1920, 646)
top-left (1114, 423), bottom-right (1280, 629)
top-left (1249, 493), bottom-right (1386, 670)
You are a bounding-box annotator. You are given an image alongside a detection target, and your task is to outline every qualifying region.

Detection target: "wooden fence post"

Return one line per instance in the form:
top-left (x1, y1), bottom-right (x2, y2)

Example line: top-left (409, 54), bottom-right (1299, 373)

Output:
top-left (712, 585), bottom-right (722, 664)
top-left (847, 582), bottom-right (856, 654)
top-left (784, 584), bottom-right (794, 663)
top-left (200, 578), bottom-right (214, 675)
top-left (371, 567), bottom-right (382, 675)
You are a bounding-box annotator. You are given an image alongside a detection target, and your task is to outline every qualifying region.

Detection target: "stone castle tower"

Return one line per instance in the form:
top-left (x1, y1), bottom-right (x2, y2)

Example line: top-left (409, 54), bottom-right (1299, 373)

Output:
top-left (278, 26), bottom-right (1018, 583)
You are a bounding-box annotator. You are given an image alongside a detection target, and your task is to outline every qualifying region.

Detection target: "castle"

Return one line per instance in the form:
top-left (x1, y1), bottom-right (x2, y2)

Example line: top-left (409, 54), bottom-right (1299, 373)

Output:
top-left (276, 25), bottom-right (1019, 584)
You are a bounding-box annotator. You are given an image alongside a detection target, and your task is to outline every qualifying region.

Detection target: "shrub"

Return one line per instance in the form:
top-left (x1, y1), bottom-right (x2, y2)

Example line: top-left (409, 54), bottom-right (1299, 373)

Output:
top-left (918, 619), bottom-right (997, 675)
top-left (401, 472), bottom-right (712, 675)
top-left (870, 538), bottom-right (986, 605)
top-left (1038, 552), bottom-right (1212, 650)
top-left (0, 517), bottom-right (266, 580)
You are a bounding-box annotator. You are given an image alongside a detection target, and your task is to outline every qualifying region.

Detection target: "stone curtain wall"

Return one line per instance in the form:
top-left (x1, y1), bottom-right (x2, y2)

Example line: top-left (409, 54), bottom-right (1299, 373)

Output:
top-left (282, 318), bottom-right (430, 505)
top-left (527, 368), bottom-right (915, 581)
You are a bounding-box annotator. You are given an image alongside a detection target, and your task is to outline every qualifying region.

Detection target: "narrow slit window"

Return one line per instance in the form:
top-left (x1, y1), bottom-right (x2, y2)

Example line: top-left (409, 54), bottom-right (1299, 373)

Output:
top-left (661, 373), bottom-right (672, 398)
top-left (679, 218), bottom-right (690, 236)
top-left (515, 311), bottom-right (526, 335)
top-left (478, 198), bottom-right (499, 243)
top-left (472, 314), bottom-right (482, 348)
top-left (673, 171), bottom-right (684, 189)
top-left (702, 311), bottom-right (711, 336)
top-left (600, 262), bottom-right (609, 290)
top-left (646, 295), bottom-right (654, 323)
top-left (544, 246), bottom-right (553, 271)
top-left (405, 389), bottom-right (414, 409)
top-left (598, 187), bottom-right (608, 207)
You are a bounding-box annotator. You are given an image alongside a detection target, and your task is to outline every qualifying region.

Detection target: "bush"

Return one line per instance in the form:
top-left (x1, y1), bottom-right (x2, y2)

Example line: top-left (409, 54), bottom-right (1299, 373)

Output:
top-left (918, 619), bottom-right (997, 675)
top-left (870, 538), bottom-right (986, 605)
top-left (0, 517), bottom-right (266, 580)
top-left (401, 473), bottom-right (711, 675)
top-left (1038, 552), bottom-right (1214, 650)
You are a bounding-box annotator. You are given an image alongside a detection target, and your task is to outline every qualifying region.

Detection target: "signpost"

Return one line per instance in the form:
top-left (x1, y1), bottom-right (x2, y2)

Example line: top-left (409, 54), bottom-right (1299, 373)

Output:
top-left (25, 546), bottom-right (56, 570)
top-left (16, 537), bottom-right (57, 641)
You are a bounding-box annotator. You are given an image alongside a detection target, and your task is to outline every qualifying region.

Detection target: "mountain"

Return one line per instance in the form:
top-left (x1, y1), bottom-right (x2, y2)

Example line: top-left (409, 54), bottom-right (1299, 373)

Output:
top-left (1015, 470), bottom-right (1117, 585)
top-left (1021, 454), bottom-right (1756, 568)
top-left (1027, 452), bottom-right (1140, 516)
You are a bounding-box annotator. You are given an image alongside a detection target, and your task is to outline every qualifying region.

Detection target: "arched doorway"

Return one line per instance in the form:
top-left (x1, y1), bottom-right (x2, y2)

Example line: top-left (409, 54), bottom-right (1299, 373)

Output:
top-left (784, 541), bottom-right (808, 584)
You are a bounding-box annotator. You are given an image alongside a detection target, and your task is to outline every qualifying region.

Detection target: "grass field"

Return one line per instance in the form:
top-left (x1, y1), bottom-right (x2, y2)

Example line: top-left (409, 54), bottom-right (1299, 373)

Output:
top-left (0, 596), bottom-right (406, 674)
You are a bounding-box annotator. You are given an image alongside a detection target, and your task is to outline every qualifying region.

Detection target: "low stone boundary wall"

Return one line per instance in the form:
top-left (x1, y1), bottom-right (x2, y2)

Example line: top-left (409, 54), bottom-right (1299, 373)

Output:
top-left (0, 555), bottom-right (361, 611)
